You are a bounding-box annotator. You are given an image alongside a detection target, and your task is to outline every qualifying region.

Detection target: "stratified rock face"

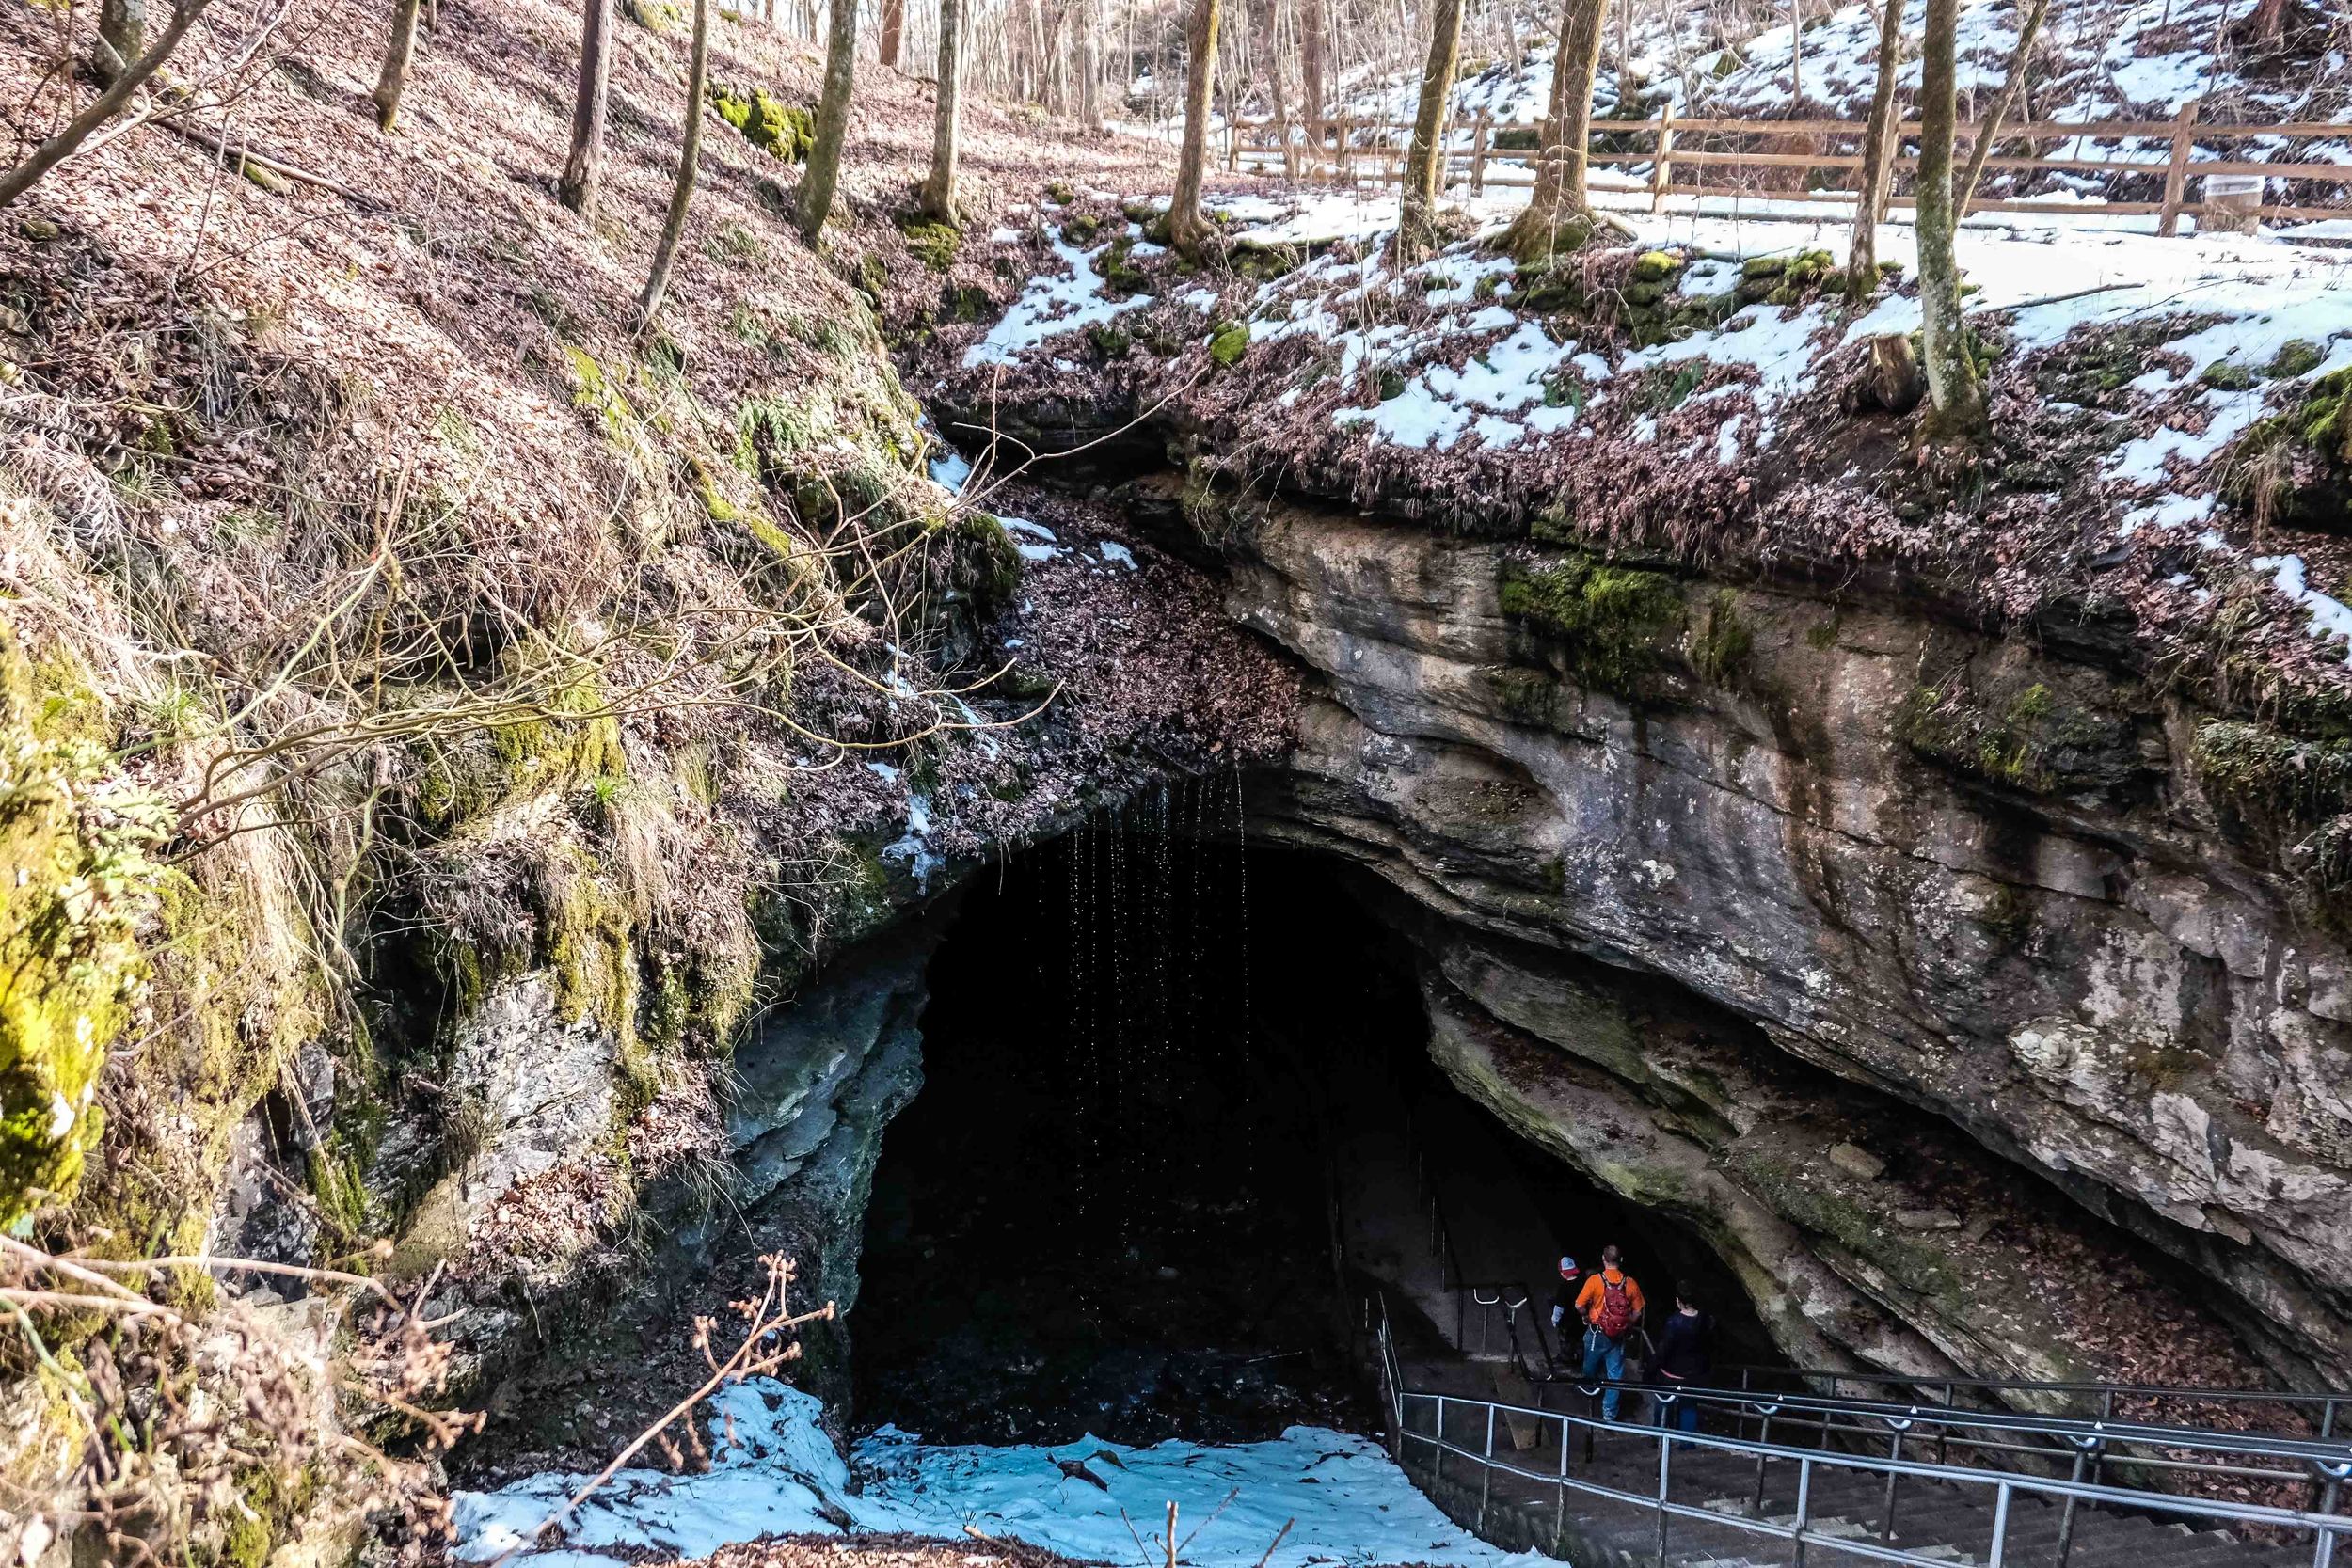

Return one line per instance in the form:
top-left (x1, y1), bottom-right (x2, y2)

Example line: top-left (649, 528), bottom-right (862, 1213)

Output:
top-left (1222, 500), bottom-right (2352, 1389)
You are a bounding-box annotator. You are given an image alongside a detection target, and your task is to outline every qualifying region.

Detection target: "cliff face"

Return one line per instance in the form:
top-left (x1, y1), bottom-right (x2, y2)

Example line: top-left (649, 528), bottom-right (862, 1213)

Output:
top-left (1190, 490), bottom-right (2352, 1390)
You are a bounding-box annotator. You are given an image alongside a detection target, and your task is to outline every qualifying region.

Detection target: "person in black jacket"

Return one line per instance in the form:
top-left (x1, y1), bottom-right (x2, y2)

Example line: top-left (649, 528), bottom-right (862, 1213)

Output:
top-left (1651, 1291), bottom-right (1712, 1446)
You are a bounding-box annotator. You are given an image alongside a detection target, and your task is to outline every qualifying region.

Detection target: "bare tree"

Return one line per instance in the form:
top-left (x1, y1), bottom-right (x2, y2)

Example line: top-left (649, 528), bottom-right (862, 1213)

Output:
top-left (96, 0), bottom-right (144, 82)
top-left (0, 0), bottom-right (213, 209)
top-left (1398, 0), bottom-right (1464, 259)
top-left (1300, 0), bottom-right (1328, 147)
top-left (372, 0), bottom-right (425, 131)
top-left (1914, 0), bottom-right (1984, 434)
top-left (638, 0), bottom-right (711, 325)
top-left (1846, 0), bottom-right (1904, 296)
top-left (1957, 0), bottom-right (2050, 215)
top-left (796, 0), bottom-right (858, 242)
top-left (559, 0), bottom-right (616, 216)
top-left (1498, 0), bottom-right (1612, 262)
top-left (1166, 0), bottom-right (1223, 257)
top-left (881, 0), bottom-right (905, 67)
top-left (919, 0), bottom-right (964, 221)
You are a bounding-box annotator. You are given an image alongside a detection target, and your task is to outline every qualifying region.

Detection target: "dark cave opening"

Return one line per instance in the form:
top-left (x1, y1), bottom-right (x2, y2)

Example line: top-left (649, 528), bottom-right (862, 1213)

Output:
top-left (852, 784), bottom-right (1782, 1446)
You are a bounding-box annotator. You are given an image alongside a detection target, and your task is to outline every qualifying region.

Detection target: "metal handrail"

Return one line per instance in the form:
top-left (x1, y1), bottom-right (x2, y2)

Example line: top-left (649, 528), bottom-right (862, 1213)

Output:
top-left (1539, 1376), bottom-right (2352, 1468)
top-left (1724, 1362), bottom-right (2350, 1434)
top-left (1389, 1366), bottom-right (2352, 1568)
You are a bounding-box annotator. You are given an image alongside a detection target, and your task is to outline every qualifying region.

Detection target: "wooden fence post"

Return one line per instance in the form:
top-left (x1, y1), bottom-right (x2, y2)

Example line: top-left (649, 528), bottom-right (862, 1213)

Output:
top-left (1471, 110), bottom-right (1490, 194)
top-left (2158, 97), bottom-right (2201, 236)
top-left (1651, 103), bottom-right (1677, 213)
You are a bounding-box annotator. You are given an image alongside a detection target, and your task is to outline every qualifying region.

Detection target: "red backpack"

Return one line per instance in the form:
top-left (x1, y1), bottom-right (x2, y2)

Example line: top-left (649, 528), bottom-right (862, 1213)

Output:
top-left (1595, 1275), bottom-right (1637, 1341)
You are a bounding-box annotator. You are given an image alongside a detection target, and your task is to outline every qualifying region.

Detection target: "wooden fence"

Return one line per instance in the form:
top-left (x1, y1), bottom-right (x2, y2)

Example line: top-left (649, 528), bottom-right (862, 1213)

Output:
top-left (1223, 104), bottom-right (2352, 232)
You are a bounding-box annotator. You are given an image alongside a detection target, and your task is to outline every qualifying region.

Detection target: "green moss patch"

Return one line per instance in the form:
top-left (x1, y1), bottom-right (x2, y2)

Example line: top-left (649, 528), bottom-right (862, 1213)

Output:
top-left (1207, 320), bottom-right (1249, 368)
top-left (1497, 554), bottom-right (1685, 696)
top-left (2223, 366), bottom-right (2352, 532)
top-left (709, 83), bottom-right (814, 163)
top-left (1896, 680), bottom-right (2128, 796)
top-left (897, 216), bottom-right (961, 272)
top-left (0, 628), bottom-right (167, 1228)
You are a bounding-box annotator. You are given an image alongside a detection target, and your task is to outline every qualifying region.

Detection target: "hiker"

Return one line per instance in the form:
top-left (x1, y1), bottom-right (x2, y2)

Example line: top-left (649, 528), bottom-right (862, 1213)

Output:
top-left (1549, 1256), bottom-right (1581, 1338)
top-left (1651, 1290), bottom-right (1712, 1447)
top-left (1573, 1244), bottom-right (1645, 1419)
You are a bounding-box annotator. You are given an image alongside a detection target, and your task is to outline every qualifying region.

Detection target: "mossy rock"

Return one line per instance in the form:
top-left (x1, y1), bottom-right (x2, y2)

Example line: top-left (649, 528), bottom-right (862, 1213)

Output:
top-left (1060, 212), bottom-right (1102, 245)
top-left (1630, 249), bottom-right (1682, 284)
top-left (2222, 366), bottom-right (2352, 532)
top-left (1234, 243), bottom-right (1304, 281)
top-left (708, 83), bottom-right (814, 162)
top-left (2269, 339), bottom-right (2327, 379)
top-left (622, 0), bottom-right (682, 28)
top-left (1689, 588), bottom-right (1753, 688)
top-left (1044, 180), bottom-right (1076, 203)
top-left (2200, 359), bottom-right (2257, 391)
top-left (1207, 320), bottom-right (1249, 368)
top-left (942, 281), bottom-right (993, 322)
top-left (1896, 680), bottom-right (2133, 796)
top-left (898, 217), bottom-right (961, 271)
top-left (1099, 237), bottom-right (1149, 297)
top-left (952, 511), bottom-right (1022, 622)
top-left (1516, 261), bottom-right (1587, 315)
top-left (1491, 126), bottom-right (1541, 151)
top-left (1496, 553), bottom-right (1685, 696)
top-left (0, 626), bottom-right (166, 1228)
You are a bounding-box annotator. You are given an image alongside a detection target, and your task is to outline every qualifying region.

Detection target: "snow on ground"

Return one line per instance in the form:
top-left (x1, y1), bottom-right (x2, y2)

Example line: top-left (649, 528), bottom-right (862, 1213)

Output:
top-left (966, 230), bottom-right (1156, 369)
top-left (453, 1380), bottom-right (1549, 1568)
top-left (1326, 0), bottom-right (2349, 197)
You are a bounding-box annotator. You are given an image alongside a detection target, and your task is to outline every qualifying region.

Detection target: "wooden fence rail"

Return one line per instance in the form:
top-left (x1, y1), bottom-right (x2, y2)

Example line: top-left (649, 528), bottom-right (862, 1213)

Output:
top-left (1221, 106), bottom-right (2352, 230)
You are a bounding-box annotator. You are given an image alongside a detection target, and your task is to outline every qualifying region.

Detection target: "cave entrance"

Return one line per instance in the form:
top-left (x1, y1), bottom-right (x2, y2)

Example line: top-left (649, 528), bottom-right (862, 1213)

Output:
top-left (852, 785), bottom-right (1779, 1446)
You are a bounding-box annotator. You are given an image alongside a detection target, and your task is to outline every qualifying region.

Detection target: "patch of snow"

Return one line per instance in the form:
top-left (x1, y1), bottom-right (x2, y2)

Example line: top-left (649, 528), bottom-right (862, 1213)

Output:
top-left (2254, 554), bottom-right (2352, 661)
top-left (929, 449), bottom-right (972, 492)
top-left (1097, 541), bottom-right (1138, 568)
top-left (454, 1381), bottom-right (1550, 1568)
top-left (964, 230), bottom-right (1156, 368)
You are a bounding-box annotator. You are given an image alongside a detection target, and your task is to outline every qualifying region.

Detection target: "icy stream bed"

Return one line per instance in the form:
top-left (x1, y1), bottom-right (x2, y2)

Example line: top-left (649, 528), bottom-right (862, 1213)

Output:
top-left (455, 1380), bottom-right (1549, 1568)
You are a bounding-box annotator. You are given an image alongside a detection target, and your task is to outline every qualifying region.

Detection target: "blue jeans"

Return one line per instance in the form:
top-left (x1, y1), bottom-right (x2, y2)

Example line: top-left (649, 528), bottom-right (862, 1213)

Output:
top-left (1656, 1383), bottom-right (1700, 1446)
top-left (1581, 1330), bottom-right (1627, 1418)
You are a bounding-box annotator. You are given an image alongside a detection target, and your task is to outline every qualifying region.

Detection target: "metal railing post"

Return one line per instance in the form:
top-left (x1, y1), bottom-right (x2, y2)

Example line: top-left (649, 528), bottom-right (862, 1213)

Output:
top-left (1435, 1395), bottom-right (1448, 1491)
top-left (1555, 1411), bottom-right (1570, 1552)
top-left (1752, 1409), bottom-right (1776, 1519)
top-left (1880, 1421), bottom-right (1908, 1542)
top-left (1657, 1424), bottom-right (1675, 1563)
top-left (2055, 1439), bottom-right (2095, 1568)
top-left (1790, 1457), bottom-right (1813, 1568)
top-left (2312, 1467), bottom-right (2344, 1568)
top-left (1936, 1384), bottom-right (1952, 1467)
top-left (1987, 1483), bottom-right (2013, 1568)
top-left (1479, 1403), bottom-right (1495, 1530)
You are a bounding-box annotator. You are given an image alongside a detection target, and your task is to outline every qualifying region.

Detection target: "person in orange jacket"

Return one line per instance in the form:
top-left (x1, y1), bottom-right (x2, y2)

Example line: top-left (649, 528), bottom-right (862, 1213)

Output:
top-left (1573, 1244), bottom-right (1645, 1419)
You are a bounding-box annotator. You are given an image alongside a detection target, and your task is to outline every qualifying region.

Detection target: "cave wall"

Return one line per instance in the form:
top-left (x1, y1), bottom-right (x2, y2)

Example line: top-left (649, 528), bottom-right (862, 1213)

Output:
top-left (1210, 494), bottom-right (2352, 1391)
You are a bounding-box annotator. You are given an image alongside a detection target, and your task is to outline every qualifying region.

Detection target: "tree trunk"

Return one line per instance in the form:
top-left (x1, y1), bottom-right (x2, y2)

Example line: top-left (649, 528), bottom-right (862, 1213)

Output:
top-left (372, 0), bottom-right (424, 132)
top-left (96, 0), bottom-right (146, 84)
top-left (1915, 0), bottom-right (1985, 435)
top-left (558, 0), bottom-right (615, 217)
top-left (1846, 0), bottom-right (1903, 297)
top-left (1956, 0), bottom-right (2049, 215)
top-left (1299, 0), bottom-right (1327, 145)
top-left (1165, 0), bottom-right (1222, 257)
top-left (880, 0), bottom-right (904, 67)
top-left (796, 0), bottom-right (858, 242)
top-left (918, 0), bottom-right (963, 222)
top-left (1, 0), bottom-right (208, 207)
top-left (637, 0), bottom-right (710, 325)
top-left (1398, 0), bottom-right (1464, 259)
top-left (1498, 0), bottom-right (1610, 262)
